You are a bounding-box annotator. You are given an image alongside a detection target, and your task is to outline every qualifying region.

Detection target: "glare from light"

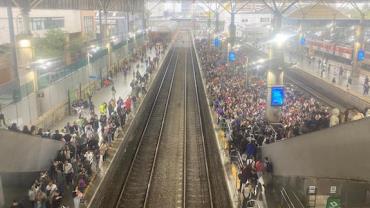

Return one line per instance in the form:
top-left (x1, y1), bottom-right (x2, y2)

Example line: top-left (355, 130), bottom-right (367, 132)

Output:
top-left (233, 44), bottom-right (241, 49)
top-left (128, 32), bottom-right (135, 38)
top-left (348, 36), bottom-right (355, 42)
top-left (89, 45), bottom-right (101, 53)
top-left (271, 33), bottom-right (291, 47)
top-left (35, 59), bottom-right (47, 64)
top-left (257, 58), bottom-right (266, 63)
top-left (19, 39), bottom-right (31, 48)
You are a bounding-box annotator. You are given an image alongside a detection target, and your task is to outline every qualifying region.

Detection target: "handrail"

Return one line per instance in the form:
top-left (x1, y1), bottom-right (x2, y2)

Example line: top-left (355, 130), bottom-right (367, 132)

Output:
top-left (245, 199), bottom-right (263, 208)
top-left (281, 188), bottom-right (295, 208)
top-left (280, 187), bottom-right (305, 208)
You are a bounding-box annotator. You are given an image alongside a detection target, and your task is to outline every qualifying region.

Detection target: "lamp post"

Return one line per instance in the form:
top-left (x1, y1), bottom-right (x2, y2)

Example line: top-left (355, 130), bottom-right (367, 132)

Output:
top-left (245, 57), bottom-right (249, 86)
top-left (266, 12), bottom-right (286, 123)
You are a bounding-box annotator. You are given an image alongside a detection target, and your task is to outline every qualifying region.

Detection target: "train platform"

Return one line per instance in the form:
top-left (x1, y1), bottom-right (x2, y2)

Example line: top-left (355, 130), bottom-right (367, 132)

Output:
top-left (288, 53), bottom-right (370, 106)
top-left (197, 37), bottom-right (267, 207)
top-left (52, 49), bottom-right (158, 132)
top-left (66, 42), bottom-right (170, 208)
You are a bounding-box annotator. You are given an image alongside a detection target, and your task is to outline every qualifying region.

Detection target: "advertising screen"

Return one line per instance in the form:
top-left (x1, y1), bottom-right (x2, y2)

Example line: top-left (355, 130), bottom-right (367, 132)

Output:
top-left (358, 49), bottom-right (365, 61)
top-left (271, 86), bottom-right (285, 106)
top-left (229, 51), bottom-right (236, 62)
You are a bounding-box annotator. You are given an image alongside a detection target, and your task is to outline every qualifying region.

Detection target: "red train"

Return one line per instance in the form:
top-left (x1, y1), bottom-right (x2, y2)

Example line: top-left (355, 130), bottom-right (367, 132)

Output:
top-left (304, 39), bottom-right (370, 66)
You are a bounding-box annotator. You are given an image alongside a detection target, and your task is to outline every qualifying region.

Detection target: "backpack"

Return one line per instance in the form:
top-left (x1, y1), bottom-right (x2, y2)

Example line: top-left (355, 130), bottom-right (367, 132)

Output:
top-left (266, 162), bottom-right (273, 173)
top-left (78, 178), bottom-right (86, 188)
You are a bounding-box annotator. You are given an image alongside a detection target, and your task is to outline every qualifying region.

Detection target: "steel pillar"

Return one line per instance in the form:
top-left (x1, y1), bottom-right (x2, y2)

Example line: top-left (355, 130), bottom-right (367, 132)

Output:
top-left (215, 11), bottom-right (220, 33)
top-left (266, 12), bottom-right (284, 123)
top-left (21, 7), bottom-right (31, 35)
top-left (104, 10), bottom-right (109, 41)
top-left (229, 12), bottom-right (236, 47)
top-left (7, 2), bottom-right (21, 102)
top-left (142, 12), bottom-right (147, 32)
top-left (126, 10), bottom-right (130, 37)
top-left (351, 14), bottom-right (365, 81)
top-left (99, 9), bottom-right (103, 46)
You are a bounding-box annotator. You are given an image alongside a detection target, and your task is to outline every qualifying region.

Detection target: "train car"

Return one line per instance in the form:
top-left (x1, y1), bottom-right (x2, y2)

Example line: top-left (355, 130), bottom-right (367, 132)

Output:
top-left (304, 39), bottom-right (370, 69)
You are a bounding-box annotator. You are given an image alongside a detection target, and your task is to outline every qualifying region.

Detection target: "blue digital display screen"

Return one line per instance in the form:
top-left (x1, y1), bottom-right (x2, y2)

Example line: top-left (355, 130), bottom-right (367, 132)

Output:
top-left (358, 49), bottom-right (365, 61)
top-left (299, 37), bottom-right (306, 46)
top-left (271, 86), bottom-right (285, 106)
top-left (214, 38), bottom-right (221, 47)
top-left (229, 51), bottom-right (236, 62)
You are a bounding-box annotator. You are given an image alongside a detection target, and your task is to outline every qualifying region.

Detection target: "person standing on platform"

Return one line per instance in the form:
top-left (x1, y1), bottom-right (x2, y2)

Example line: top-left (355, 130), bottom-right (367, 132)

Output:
top-left (339, 66), bottom-right (344, 78)
top-left (364, 82), bottom-right (369, 95)
top-left (364, 76), bottom-right (370, 95)
top-left (72, 187), bottom-right (84, 208)
top-left (347, 77), bottom-right (352, 90)
top-left (111, 85), bottom-right (116, 99)
top-left (0, 112), bottom-right (6, 129)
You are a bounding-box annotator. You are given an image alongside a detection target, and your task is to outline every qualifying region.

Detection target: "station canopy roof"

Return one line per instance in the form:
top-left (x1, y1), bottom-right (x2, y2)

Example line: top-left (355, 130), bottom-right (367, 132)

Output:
top-left (1, 0), bottom-right (144, 11)
top-left (287, 4), bottom-right (349, 20)
top-left (1, 0), bottom-right (369, 12)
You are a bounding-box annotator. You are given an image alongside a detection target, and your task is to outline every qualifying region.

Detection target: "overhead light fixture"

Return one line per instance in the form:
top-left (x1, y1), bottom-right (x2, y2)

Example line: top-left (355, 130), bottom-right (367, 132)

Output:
top-left (19, 39), bottom-right (31, 48)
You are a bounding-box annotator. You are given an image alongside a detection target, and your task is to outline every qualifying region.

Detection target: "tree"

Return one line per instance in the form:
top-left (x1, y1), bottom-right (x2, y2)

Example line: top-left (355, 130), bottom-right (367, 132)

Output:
top-left (34, 29), bottom-right (65, 58)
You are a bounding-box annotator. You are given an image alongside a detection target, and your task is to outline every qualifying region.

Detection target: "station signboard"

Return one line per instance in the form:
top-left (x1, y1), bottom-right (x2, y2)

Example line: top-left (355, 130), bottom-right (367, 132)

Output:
top-left (271, 86), bottom-right (285, 106)
top-left (229, 51), bottom-right (236, 62)
top-left (299, 36), bottom-right (306, 46)
top-left (326, 196), bottom-right (341, 208)
top-left (214, 37), bottom-right (221, 48)
top-left (358, 49), bottom-right (365, 61)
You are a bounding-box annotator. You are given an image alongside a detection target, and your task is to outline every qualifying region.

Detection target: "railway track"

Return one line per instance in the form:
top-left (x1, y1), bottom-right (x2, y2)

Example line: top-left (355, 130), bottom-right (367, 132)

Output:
top-left (243, 44), bottom-right (351, 111)
top-left (285, 73), bottom-right (351, 112)
top-left (184, 38), bottom-right (213, 208)
top-left (115, 46), bottom-right (178, 208)
top-left (114, 33), bottom-right (214, 208)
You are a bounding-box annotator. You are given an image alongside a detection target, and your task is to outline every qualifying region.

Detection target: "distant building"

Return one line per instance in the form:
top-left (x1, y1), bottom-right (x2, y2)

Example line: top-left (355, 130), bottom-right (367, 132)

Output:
top-left (0, 7), bottom-right (96, 86)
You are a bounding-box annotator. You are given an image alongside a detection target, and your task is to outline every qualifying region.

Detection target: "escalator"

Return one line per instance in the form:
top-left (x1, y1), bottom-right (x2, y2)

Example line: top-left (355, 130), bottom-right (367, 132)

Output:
top-left (262, 118), bottom-right (370, 207)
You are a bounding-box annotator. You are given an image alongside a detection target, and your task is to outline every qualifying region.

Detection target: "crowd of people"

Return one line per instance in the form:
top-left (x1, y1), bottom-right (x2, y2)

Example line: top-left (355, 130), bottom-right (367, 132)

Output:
top-left (4, 36), bottom-right (168, 208)
top-left (292, 50), bottom-right (370, 96)
top-left (195, 38), bottom-right (348, 206)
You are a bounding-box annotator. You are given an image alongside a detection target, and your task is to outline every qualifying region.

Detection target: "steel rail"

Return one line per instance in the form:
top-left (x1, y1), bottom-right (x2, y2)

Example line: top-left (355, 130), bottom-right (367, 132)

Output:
top-left (183, 42), bottom-right (188, 208)
top-left (114, 46), bottom-right (178, 208)
top-left (188, 35), bottom-right (214, 208)
top-left (142, 52), bottom-right (180, 208)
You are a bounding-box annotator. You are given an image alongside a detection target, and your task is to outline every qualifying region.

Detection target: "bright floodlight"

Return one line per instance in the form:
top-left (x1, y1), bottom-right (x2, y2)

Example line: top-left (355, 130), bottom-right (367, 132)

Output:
top-left (271, 33), bottom-right (290, 47)
top-left (19, 39), bottom-right (31, 48)
top-left (257, 58), bottom-right (266, 63)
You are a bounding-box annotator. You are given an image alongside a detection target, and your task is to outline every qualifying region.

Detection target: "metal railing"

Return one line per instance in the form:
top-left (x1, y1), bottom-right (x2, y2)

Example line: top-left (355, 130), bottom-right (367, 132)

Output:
top-left (280, 187), bottom-right (305, 208)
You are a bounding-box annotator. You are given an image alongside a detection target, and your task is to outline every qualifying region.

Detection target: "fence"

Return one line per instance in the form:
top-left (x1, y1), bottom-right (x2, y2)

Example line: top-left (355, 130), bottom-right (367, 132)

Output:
top-left (2, 36), bottom-right (145, 128)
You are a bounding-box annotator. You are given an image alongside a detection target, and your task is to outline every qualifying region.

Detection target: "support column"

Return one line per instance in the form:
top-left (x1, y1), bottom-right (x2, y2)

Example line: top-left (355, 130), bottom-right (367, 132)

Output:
top-left (229, 12), bottom-right (236, 47)
top-left (104, 11), bottom-right (112, 73)
top-left (104, 10), bottom-right (109, 42)
top-left (0, 176), bottom-right (4, 207)
top-left (351, 14), bottom-right (365, 81)
top-left (126, 10), bottom-right (130, 40)
top-left (215, 11), bottom-right (220, 33)
top-left (208, 11), bottom-right (212, 45)
top-left (298, 22), bottom-right (305, 58)
top-left (7, 2), bottom-right (21, 102)
top-left (266, 12), bottom-right (284, 123)
top-left (21, 7), bottom-right (31, 35)
top-left (142, 11), bottom-right (147, 32)
top-left (98, 10), bottom-right (103, 46)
